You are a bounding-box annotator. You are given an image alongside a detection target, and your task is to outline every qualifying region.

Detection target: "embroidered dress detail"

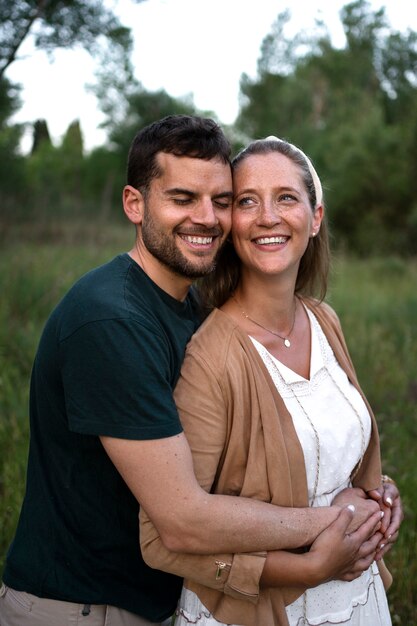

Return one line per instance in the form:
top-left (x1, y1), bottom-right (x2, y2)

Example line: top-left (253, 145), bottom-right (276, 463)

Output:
top-left (176, 587), bottom-right (241, 624)
top-left (176, 589), bottom-right (214, 624)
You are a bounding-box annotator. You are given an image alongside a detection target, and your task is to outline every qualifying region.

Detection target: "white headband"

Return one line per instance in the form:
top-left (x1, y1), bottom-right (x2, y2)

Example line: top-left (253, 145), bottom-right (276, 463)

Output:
top-left (265, 136), bottom-right (323, 207)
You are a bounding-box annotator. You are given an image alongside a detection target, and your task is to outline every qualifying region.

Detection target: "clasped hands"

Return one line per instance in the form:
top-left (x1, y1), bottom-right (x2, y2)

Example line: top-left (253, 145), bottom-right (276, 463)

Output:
top-left (334, 480), bottom-right (403, 559)
top-left (307, 481), bottom-right (403, 586)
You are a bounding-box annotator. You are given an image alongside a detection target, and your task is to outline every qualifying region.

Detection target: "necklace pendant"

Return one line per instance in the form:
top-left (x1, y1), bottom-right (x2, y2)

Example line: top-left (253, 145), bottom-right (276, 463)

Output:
top-left (284, 338), bottom-right (291, 348)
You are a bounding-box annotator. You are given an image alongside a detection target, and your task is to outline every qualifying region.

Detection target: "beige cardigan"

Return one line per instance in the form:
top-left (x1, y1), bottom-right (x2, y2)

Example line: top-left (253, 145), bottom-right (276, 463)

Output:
top-left (140, 298), bottom-right (391, 626)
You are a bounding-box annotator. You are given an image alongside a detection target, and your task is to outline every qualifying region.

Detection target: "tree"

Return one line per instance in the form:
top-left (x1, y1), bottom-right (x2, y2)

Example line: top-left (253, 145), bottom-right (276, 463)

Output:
top-left (0, 0), bottom-right (147, 219)
top-left (31, 119), bottom-right (52, 153)
top-left (379, 29), bottom-right (417, 124)
top-left (0, 0), bottom-right (146, 80)
top-left (88, 24), bottom-right (139, 134)
top-left (0, 0), bottom-right (142, 145)
top-left (108, 87), bottom-right (203, 156)
top-left (237, 11), bottom-right (333, 143)
top-left (235, 0), bottom-right (417, 254)
top-left (0, 76), bottom-right (25, 218)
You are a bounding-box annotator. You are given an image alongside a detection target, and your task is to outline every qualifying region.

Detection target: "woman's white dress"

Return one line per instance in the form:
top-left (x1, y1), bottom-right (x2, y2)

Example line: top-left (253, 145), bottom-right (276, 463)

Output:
top-left (175, 308), bottom-right (392, 625)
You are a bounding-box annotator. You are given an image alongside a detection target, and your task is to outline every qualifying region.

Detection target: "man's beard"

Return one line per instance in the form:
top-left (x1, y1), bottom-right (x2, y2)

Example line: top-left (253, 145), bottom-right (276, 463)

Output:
top-left (141, 208), bottom-right (223, 279)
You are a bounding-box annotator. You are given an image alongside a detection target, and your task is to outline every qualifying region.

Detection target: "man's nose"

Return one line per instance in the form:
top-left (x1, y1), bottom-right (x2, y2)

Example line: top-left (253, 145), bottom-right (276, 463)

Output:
top-left (191, 198), bottom-right (218, 227)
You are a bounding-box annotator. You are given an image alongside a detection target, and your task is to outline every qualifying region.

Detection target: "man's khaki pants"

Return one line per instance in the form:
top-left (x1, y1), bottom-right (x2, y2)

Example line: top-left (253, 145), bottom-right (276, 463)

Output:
top-left (0, 583), bottom-right (172, 626)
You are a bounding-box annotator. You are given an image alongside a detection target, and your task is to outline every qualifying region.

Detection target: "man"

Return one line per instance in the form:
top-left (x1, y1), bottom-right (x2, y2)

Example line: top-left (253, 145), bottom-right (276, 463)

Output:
top-left (0, 115), bottom-right (384, 626)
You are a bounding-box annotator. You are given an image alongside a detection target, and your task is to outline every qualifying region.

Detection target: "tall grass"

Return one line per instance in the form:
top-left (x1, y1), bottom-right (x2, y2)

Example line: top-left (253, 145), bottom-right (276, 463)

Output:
top-left (328, 255), bottom-right (417, 623)
top-left (0, 225), bottom-right (416, 623)
top-left (0, 221), bottom-right (132, 563)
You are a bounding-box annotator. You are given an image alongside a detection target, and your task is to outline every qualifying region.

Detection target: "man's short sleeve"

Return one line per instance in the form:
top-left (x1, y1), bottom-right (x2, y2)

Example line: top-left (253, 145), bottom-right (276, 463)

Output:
top-left (60, 318), bottom-right (183, 440)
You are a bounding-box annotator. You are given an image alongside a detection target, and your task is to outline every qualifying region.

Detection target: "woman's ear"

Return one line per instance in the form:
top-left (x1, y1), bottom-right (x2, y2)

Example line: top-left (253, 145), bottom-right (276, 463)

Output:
top-left (123, 185), bottom-right (145, 225)
top-left (311, 204), bottom-right (324, 236)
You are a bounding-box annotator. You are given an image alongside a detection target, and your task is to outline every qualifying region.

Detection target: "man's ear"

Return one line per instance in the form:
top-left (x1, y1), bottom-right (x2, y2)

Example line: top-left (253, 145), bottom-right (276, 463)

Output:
top-left (123, 185), bottom-right (145, 225)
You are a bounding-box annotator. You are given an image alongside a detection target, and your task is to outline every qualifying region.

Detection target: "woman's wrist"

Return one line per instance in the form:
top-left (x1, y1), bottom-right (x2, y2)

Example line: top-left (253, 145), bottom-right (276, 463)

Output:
top-left (301, 550), bottom-right (328, 588)
top-left (261, 550), bottom-right (324, 588)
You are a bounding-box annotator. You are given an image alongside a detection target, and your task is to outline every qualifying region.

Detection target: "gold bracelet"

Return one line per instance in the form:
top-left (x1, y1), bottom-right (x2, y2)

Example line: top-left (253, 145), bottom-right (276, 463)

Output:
top-left (381, 474), bottom-right (396, 485)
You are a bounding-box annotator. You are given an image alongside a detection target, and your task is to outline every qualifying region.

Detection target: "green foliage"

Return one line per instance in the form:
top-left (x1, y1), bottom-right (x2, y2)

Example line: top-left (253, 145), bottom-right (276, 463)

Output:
top-left (0, 123), bottom-right (25, 187)
top-left (0, 0), bottom-right (145, 78)
top-left (237, 0), bottom-right (417, 255)
top-left (322, 107), bottom-right (411, 252)
top-left (1, 0), bottom-right (417, 256)
top-left (0, 0), bottom-right (147, 224)
top-left (24, 134), bottom-right (73, 217)
top-left (0, 86), bottom-right (208, 225)
top-left (108, 87), bottom-right (200, 157)
top-left (88, 25), bottom-right (138, 132)
top-left (0, 82), bottom-right (236, 227)
top-left (31, 119), bottom-right (52, 153)
top-left (0, 77), bottom-right (21, 126)
top-left (0, 77), bottom-right (25, 218)
top-left (328, 255), bottom-right (417, 622)
top-left (4, 118), bottom-right (122, 222)
top-left (0, 223), bottom-right (132, 562)
top-left (81, 146), bottom-right (126, 219)
top-left (0, 0), bottom-right (141, 175)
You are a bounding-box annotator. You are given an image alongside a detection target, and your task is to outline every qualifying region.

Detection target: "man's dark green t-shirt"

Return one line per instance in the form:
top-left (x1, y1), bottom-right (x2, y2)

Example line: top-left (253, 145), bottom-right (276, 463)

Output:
top-left (3, 253), bottom-right (201, 621)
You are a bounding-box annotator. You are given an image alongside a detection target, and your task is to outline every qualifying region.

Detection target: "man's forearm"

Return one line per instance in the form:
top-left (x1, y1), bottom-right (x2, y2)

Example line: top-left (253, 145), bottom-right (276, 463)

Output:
top-left (101, 433), bottom-right (341, 554)
top-left (164, 493), bottom-right (341, 554)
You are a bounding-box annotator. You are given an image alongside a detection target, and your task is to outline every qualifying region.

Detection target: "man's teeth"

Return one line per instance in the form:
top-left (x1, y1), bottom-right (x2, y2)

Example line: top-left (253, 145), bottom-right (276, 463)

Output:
top-left (182, 236), bottom-right (213, 244)
top-left (255, 236), bottom-right (287, 244)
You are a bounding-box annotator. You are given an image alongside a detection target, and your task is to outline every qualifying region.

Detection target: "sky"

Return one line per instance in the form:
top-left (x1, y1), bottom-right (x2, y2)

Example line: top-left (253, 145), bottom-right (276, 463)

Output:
top-left (7, 0), bottom-right (417, 153)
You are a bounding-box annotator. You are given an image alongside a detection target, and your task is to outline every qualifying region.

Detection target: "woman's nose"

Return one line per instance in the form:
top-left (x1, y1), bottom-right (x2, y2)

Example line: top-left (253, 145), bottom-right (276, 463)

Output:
top-left (257, 199), bottom-right (281, 226)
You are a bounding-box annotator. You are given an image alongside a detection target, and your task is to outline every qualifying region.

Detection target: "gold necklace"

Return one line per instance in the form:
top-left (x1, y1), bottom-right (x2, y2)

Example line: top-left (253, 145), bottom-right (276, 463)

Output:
top-left (233, 295), bottom-right (297, 348)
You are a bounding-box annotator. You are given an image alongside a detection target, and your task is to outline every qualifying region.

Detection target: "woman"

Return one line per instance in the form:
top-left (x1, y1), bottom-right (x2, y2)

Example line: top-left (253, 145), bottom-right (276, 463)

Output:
top-left (140, 137), bottom-right (402, 625)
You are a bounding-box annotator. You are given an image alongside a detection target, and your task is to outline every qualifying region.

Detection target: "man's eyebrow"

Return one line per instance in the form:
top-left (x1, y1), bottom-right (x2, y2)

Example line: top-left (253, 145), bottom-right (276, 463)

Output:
top-left (165, 187), bottom-right (196, 196)
top-left (213, 191), bottom-right (233, 200)
top-left (164, 188), bottom-right (233, 200)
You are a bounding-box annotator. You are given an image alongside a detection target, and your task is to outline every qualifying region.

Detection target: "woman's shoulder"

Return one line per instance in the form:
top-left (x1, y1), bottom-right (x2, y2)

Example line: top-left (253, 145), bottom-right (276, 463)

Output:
top-left (301, 296), bottom-right (341, 328)
top-left (185, 307), bottom-right (253, 375)
top-left (189, 308), bottom-right (241, 351)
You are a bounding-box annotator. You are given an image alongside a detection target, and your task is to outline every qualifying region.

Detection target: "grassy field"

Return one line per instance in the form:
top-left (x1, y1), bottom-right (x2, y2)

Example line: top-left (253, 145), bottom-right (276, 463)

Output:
top-left (0, 222), bottom-right (416, 623)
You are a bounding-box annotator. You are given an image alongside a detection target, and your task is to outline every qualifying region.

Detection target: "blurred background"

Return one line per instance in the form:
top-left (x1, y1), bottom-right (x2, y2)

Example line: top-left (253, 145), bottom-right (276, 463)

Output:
top-left (1, 1), bottom-right (416, 623)
top-left (2, 0), bottom-right (417, 253)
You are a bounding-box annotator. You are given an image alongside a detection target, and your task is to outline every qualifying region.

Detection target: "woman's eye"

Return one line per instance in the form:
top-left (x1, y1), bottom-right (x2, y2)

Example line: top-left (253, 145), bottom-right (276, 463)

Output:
top-left (237, 196), bottom-right (255, 208)
top-left (278, 193), bottom-right (298, 203)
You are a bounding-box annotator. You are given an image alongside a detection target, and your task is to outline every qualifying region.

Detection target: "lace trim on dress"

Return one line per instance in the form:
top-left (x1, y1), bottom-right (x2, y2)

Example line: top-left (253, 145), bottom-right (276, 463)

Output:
top-left (175, 606), bottom-right (213, 624)
top-left (251, 307), bottom-right (339, 399)
top-left (294, 568), bottom-right (382, 625)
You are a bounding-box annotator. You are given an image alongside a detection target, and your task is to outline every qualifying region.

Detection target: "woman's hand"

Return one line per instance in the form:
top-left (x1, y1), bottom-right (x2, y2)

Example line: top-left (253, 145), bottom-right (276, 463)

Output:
top-left (307, 505), bottom-right (383, 586)
top-left (260, 505), bottom-right (383, 589)
top-left (309, 507), bottom-right (382, 584)
top-left (367, 479), bottom-right (403, 560)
